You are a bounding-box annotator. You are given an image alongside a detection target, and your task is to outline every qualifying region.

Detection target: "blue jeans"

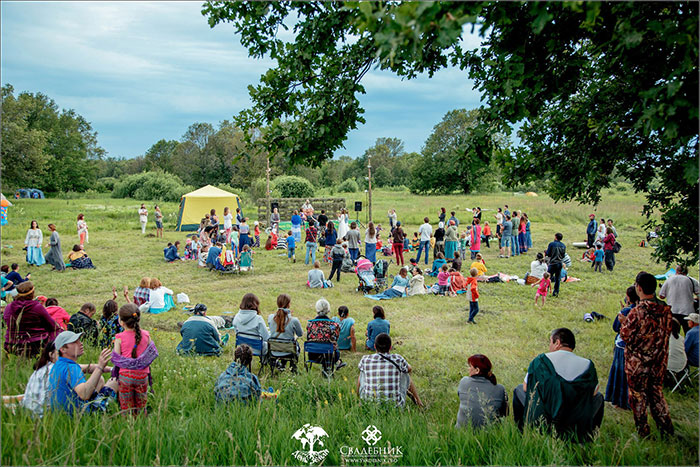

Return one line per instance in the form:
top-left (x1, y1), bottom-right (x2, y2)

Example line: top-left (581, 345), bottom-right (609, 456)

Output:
top-left (468, 301), bottom-right (479, 322)
top-left (416, 240), bottom-right (430, 264)
top-left (511, 235), bottom-right (519, 255)
top-left (305, 242), bottom-right (317, 264)
top-left (548, 262), bottom-right (563, 296)
top-left (349, 248), bottom-right (359, 261)
top-left (288, 247), bottom-right (295, 259)
top-left (501, 236), bottom-right (511, 248)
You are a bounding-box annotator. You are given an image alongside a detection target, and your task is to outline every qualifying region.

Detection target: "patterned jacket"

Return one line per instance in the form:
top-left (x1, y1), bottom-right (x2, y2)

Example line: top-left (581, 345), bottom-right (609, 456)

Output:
top-left (620, 296), bottom-right (672, 374)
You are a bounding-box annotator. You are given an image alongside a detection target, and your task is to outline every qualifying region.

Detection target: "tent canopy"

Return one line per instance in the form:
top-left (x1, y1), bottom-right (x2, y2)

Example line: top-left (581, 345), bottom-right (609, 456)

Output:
top-left (176, 185), bottom-right (242, 231)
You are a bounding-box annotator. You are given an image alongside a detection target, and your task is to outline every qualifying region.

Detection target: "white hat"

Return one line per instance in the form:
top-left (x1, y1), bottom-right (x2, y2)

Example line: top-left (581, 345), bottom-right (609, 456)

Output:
top-left (254, 221), bottom-right (259, 226)
top-left (684, 313), bottom-right (699, 324)
top-left (54, 331), bottom-right (83, 350)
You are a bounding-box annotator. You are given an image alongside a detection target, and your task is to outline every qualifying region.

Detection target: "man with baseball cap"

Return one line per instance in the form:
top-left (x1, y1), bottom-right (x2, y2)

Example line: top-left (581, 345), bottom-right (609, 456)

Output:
top-left (586, 214), bottom-right (597, 249)
top-left (48, 331), bottom-right (117, 414)
top-left (176, 304), bottom-right (223, 356)
top-left (684, 313), bottom-right (699, 367)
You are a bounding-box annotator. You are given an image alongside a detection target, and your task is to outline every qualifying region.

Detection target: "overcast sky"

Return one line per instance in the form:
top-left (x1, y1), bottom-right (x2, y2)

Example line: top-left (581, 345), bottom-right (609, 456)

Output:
top-left (1, 1), bottom-right (485, 160)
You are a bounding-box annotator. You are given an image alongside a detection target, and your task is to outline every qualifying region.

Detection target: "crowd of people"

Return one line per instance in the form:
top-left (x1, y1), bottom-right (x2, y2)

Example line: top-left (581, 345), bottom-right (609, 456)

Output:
top-left (3, 198), bottom-right (698, 446)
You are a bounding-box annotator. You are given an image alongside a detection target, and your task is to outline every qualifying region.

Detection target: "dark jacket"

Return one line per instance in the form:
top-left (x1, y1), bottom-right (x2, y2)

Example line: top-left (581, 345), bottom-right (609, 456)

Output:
top-left (67, 312), bottom-right (99, 346)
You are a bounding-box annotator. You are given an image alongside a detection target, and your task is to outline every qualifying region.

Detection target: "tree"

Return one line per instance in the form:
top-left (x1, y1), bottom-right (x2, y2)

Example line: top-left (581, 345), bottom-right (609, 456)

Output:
top-left (144, 139), bottom-right (179, 173)
top-left (411, 109), bottom-right (503, 194)
top-left (203, 1), bottom-right (698, 265)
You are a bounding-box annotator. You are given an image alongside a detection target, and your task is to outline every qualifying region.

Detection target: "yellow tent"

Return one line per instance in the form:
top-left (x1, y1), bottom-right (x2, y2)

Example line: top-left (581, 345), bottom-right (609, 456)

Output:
top-left (175, 185), bottom-right (242, 231)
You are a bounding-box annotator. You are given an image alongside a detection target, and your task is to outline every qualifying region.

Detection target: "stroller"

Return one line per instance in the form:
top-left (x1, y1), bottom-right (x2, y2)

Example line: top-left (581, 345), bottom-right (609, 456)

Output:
top-left (356, 257), bottom-right (378, 293)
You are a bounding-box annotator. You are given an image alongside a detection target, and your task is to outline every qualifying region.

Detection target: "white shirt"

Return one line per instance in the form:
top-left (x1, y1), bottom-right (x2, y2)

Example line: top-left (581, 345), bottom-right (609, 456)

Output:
top-left (139, 208), bottom-right (148, 223)
top-left (21, 363), bottom-right (53, 416)
top-left (495, 213), bottom-right (503, 225)
top-left (25, 229), bottom-right (43, 248)
top-left (530, 260), bottom-right (548, 279)
top-left (668, 334), bottom-right (687, 372)
top-left (149, 286), bottom-right (173, 309)
top-left (364, 230), bottom-right (377, 244)
top-left (660, 274), bottom-right (700, 316)
top-left (223, 213), bottom-right (233, 230)
top-left (418, 223), bottom-right (432, 242)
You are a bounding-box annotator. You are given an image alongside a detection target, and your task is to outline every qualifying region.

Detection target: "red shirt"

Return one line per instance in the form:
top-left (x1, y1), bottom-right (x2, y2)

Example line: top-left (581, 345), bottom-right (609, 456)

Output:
top-left (603, 233), bottom-right (616, 251)
top-left (46, 305), bottom-right (71, 330)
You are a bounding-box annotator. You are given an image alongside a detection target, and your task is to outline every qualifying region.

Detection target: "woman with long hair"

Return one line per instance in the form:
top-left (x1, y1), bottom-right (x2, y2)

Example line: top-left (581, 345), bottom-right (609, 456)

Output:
top-left (76, 214), bottom-right (88, 247)
top-left (267, 294), bottom-right (303, 368)
top-left (456, 354), bottom-right (508, 428)
top-left (44, 224), bottom-right (65, 271)
top-left (364, 222), bottom-right (378, 263)
top-left (24, 220), bottom-right (45, 267)
top-left (605, 286), bottom-right (639, 409)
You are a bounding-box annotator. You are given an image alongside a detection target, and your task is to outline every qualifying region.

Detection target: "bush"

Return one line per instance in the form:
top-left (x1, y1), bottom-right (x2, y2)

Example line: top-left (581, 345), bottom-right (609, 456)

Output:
top-left (336, 179), bottom-right (359, 193)
top-left (249, 178), bottom-right (268, 202)
top-left (272, 175), bottom-right (315, 198)
top-left (95, 177), bottom-right (117, 193)
top-left (112, 171), bottom-right (191, 202)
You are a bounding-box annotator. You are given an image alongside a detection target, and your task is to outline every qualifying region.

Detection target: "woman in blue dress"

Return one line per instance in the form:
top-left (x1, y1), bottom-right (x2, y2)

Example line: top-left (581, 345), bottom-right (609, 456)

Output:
top-left (605, 285), bottom-right (639, 409)
top-left (24, 220), bottom-right (45, 266)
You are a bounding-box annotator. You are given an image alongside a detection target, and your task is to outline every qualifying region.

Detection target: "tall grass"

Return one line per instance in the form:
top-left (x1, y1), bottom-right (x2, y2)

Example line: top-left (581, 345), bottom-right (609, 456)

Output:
top-left (1, 191), bottom-right (697, 466)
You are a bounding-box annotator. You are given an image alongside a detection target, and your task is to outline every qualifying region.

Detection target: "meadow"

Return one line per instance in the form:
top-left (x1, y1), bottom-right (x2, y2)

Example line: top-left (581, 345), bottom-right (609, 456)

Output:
top-left (1, 188), bottom-right (698, 466)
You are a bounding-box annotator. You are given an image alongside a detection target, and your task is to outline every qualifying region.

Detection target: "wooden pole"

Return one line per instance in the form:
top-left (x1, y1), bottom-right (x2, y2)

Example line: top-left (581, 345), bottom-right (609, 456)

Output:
top-left (367, 155), bottom-right (372, 223)
top-left (266, 157), bottom-right (271, 224)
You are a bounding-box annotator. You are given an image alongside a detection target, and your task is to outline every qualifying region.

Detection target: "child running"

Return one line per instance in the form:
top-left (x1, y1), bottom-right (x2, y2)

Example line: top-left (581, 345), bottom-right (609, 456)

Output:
top-left (437, 264), bottom-right (450, 295)
top-left (113, 303), bottom-right (154, 415)
top-left (533, 271), bottom-right (551, 306)
top-left (466, 268), bottom-right (480, 323)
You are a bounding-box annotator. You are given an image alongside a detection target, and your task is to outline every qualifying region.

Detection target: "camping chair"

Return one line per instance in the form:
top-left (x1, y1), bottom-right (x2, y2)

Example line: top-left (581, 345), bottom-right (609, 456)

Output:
top-left (303, 341), bottom-right (336, 378)
top-left (235, 332), bottom-right (265, 375)
top-left (238, 251), bottom-right (254, 274)
top-left (669, 365), bottom-right (699, 393)
top-left (266, 337), bottom-right (300, 376)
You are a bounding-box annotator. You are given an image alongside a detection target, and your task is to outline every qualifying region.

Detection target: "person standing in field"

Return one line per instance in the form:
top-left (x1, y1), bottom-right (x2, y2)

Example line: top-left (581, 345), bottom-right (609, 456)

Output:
top-left (154, 205), bottom-right (164, 238)
top-left (586, 214), bottom-right (597, 248)
top-left (138, 204), bottom-right (148, 235)
top-left (24, 220), bottom-right (45, 267)
top-left (416, 217), bottom-right (432, 265)
top-left (44, 224), bottom-right (65, 271)
top-left (346, 222), bottom-right (361, 261)
top-left (620, 272), bottom-right (674, 438)
top-left (76, 213), bottom-right (88, 247)
top-left (545, 233), bottom-right (566, 297)
top-left (388, 209), bottom-right (398, 231)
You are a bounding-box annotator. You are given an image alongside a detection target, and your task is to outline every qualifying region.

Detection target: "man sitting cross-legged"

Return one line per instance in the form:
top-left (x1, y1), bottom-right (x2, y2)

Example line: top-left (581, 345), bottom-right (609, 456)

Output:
top-left (357, 333), bottom-right (424, 408)
top-left (512, 327), bottom-right (603, 441)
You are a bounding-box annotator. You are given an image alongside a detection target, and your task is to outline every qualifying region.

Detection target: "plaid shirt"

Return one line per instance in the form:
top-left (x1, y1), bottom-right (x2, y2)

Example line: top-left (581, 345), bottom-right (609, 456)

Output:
top-left (133, 287), bottom-right (150, 306)
top-left (358, 352), bottom-right (409, 407)
top-left (20, 363), bottom-right (53, 416)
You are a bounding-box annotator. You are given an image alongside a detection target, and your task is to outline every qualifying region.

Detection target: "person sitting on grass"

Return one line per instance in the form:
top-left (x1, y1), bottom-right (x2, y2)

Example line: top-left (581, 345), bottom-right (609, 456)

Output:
top-left (45, 298), bottom-right (71, 330)
top-left (3, 281), bottom-right (60, 357)
top-left (407, 268), bottom-right (428, 296)
top-left (214, 344), bottom-right (262, 403)
top-left (366, 305), bottom-right (390, 350)
top-left (448, 267), bottom-right (467, 295)
top-left (427, 252), bottom-right (447, 277)
top-left (164, 241), bottom-right (182, 262)
top-left (451, 250), bottom-right (462, 272)
top-left (306, 298), bottom-right (347, 373)
top-left (456, 354), bottom-right (508, 428)
top-left (132, 277), bottom-right (151, 306)
top-left (19, 340), bottom-right (59, 417)
top-left (99, 287), bottom-right (130, 348)
top-left (358, 333), bottom-right (424, 408)
top-left (48, 331), bottom-right (118, 415)
top-left (470, 253), bottom-right (488, 279)
top-left (68, 244), bottom-right (95, 269)
top-left (307, 261), bottom-right (333, 288)
top-left (144, 278), bottom-right (174, 314)
top-left (177, 304), bottom-right (223, 356)
top-left (67, 302), bottom-right (99, 347)
top-left (512, 328), bottom-right (603, 441)
top-left (206, 242), bottom-right (223, 269)
top-left (331, 305), bottom-right (356, 352)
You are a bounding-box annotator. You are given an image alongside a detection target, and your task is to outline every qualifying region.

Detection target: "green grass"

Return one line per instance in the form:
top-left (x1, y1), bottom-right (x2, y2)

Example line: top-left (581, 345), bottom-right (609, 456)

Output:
top-left (1, 190), bottom-right (697, 466)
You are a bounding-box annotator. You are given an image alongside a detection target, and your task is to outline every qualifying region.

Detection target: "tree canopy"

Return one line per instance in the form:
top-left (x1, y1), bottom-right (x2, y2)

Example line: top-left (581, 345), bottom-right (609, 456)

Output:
top-left (202, 1), bottom-right (698, 265)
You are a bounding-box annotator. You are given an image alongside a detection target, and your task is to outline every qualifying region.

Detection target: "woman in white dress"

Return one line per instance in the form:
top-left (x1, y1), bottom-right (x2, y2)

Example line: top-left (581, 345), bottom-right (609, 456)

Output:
top-left (25, 220), bottom-right (45, 266)
top-left (337, 209), bottom-right (349, 240)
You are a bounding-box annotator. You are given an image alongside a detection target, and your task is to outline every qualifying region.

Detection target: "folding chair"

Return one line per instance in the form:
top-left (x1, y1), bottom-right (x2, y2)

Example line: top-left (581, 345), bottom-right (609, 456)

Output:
top-left (235, 332), bottom-right (265, 375)
top-left (266, 337), bottom-right (299, 376)
top-left (239, 251), bottom-right (254, 274)
top-left (303, 341), bottom-right (336, 378)
top-left (670, 365), bottom-right (699, 393)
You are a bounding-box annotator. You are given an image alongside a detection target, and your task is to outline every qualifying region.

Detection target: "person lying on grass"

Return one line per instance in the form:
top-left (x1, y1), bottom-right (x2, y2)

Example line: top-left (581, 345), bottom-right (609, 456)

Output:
top-left (358, 333), bottom-right (423, 408)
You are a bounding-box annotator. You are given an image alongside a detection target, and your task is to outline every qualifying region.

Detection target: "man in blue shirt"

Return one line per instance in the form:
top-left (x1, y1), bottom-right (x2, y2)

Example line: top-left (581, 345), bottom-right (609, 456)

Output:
top-left (586, 214), bottom-right (598, 248)
top-left (545, 233), bottom-right (567, 297)
top-left (499, 215), bottom-right (513, 258)
top-left (49, 331), bottom-right (117, 414)
top-left (684, 313), bottom-right (699, 367)
top-left (449, 211), bottom-right (460, 227)
top-left (206, 242), bottom-right (223, 269)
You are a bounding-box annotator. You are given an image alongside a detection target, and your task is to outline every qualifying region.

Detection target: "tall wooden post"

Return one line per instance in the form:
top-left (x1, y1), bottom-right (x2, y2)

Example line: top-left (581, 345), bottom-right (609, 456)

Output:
top-left (266, 157), bottom-right (271, 224)
top-left (367, 155), bottom-right (372, 223)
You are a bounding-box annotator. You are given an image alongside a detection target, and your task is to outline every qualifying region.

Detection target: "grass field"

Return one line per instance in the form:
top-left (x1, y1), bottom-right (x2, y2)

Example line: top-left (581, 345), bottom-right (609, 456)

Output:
top-left (1, 189), bottom-right (698, 466)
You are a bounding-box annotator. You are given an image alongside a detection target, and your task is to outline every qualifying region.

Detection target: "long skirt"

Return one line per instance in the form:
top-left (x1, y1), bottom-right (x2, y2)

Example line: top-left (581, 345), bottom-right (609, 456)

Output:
top-left (291, 226), bottom-right (302, 244)
top-left (45, 246), bottom-right (66, 271)
top-left (323, 246), bottom-right (333, 263)
top-left (365, 243), bottom-right (377, 263)
top-left (518, 232), bottom-right (528, 253)
top-left (605, 346), bottom-right (630, 409)
top-left (239, 233), bottom-right (250, 251)
top-left (149, 294), bottom-right (175, 314)
top-left (26, 247), bottom-right (46, 266)
top-left (444, 241), bottom-right (458, 261)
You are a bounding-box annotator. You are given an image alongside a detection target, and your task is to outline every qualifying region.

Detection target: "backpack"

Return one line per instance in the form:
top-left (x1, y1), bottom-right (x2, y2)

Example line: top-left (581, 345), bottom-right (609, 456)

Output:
top-left (214, 362), bottom-right (261, 403)
top-left (613, 241), bottom-right (622, 253)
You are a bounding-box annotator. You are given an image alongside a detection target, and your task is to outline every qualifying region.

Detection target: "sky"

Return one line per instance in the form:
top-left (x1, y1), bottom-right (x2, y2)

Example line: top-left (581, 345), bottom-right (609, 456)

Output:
top-left (1, 1), bottom-right (486, 160)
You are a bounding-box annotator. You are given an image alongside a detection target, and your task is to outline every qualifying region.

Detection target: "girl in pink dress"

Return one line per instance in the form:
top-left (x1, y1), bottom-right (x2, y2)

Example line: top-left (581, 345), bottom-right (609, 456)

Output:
top-left (114, 304), bottom-right (152, 415)
top-left (534, 272), bottom-right (551, 306)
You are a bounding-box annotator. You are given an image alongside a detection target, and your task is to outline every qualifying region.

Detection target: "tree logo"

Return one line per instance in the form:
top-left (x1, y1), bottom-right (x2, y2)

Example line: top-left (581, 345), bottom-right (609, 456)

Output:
top-left (361, 425), bottom-right (382, 446)
top-left (291, 424), bottom-right (329, 464)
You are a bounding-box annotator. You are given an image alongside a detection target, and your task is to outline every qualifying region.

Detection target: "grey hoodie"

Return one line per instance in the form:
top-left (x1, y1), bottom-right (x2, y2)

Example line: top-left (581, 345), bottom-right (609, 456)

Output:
top-left (232, 309), bottom-right (270, 341)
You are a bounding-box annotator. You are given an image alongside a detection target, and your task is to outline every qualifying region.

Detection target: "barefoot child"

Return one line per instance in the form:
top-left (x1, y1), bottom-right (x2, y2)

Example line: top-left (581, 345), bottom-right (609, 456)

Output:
top-left (533, 271), bottom-right (551, 306)
top-left (113, 304), bottom-right (156, 415)
top-left (466, 268), bottom-right (480, 324)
